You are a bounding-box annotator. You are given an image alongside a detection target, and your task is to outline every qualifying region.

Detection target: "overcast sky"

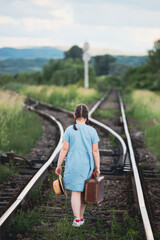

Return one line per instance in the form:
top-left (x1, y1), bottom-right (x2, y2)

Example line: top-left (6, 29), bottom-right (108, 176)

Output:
top-left (0, 0), bottom-right (160, 54)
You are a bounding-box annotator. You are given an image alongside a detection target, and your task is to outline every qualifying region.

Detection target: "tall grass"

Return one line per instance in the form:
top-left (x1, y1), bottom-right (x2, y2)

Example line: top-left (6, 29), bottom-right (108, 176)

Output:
top-left (3, 82), bottom-right (102, 111)
top-left (126, 90), bottom-right (160, 161)
top-left (0, 89), bottom-right (43, 183)
top-left (0, 90), bottom-right (43, 155)
top-left (0, 106), bottom-right (43, 156)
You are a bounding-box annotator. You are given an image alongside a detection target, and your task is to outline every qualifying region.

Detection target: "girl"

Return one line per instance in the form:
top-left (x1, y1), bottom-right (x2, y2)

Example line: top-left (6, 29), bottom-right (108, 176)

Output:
top-left (55, 104), bottom-right (100, 227)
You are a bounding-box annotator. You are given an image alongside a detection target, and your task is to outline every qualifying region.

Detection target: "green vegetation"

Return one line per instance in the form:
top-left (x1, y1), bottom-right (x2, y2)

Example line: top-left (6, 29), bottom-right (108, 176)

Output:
top-left (8, 207), bottom-right (44, 235)
top-left (116, 55), bottom-right (147, 67)
top-left (109, 62), bottom-right (130, 76)
top-left (0, 58), bottom-right (96, 87)
top-left (95, 75), bottom-right (123, 92)
top-left (7, 168), bottom-right (143, 239)
top-left (0, 82), bottom-right (100, 183)
top-left (124, 39), bottom-right (160, 91)
top-left (64, 45), bottom-right (83, 59)
top-left (0, 58), bottom-right (49, 74)
top-left (106, 210), bottom-right (142, 240)
top-left (31, 182), bottom-right (44, 205)
top-left (42, 58), bottom-right (95, 86)
top-left (126, 90), bottom-right (160, 161)
top-left (3, 83), bottom-right (101, 111)
top-left (0, 89), bottom-right (43, 183)
top-left (0, 165), bottom-right (18, 184)
top-left (0, 102), bottom-right (43, 156)
top-left (93, 108), bottom-right (119, 119)
top-left (92, 54), bottom-right (116, 76)
top-left (8, 207), bottom-right (143, 240)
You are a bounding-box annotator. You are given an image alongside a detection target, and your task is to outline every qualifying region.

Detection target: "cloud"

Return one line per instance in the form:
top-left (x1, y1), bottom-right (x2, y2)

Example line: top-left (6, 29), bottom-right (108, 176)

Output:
top-left (0, 36), bottom-right (54, 48)
top-left (70, 0), bottom-right (160, 12)
top-left (0, 24), bottom-right (159, 53)
top-left (73, 1), bottom-right (160, 28)
top-left (0, 15), bottom-right (19, 25)
top-left (0, 0), bottom-right (160, 53)
top-left (22, 17), bottom-right (73, 32)
top-left (32, 0), bottom-right (52, 7)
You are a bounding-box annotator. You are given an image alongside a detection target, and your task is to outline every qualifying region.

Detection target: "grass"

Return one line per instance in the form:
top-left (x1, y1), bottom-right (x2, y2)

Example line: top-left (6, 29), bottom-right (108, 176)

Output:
top-left (125, 89), bottom-right (160, 161)
top-left (8, 207), bottom-right (44, 235)
top-left (0, 164), bottom-right (18, 184)
top-left (8, 208), bottom-right (143, 240)
top-left (0, 88), bottom-right (43, 183)
top-left (0, 82), bottom-right (101, 182)
top-left (3, 82), bottom-right (102, 111)
top-left (0, 93), bottom-right (43, 156)
top-left (92, 108), bottom-right (120, 119)
top-left (7, 168), bottom-right (144, 239)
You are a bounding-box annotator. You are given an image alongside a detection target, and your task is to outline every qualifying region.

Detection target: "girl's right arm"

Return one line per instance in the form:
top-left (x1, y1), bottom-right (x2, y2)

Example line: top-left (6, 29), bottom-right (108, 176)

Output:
top-left (92, 142), bottom-right (100, 177)
top-left (55, 140), bottom-right (69, 175)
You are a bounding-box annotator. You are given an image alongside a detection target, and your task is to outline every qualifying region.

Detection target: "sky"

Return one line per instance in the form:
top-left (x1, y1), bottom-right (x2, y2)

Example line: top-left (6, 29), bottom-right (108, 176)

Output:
top-left (0, 0), bottom-right (160, 55)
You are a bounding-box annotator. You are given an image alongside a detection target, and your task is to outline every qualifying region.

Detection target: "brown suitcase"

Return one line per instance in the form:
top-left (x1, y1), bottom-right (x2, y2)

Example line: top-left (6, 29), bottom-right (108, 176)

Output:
top-left (84, 176), bottom-right (104, 204)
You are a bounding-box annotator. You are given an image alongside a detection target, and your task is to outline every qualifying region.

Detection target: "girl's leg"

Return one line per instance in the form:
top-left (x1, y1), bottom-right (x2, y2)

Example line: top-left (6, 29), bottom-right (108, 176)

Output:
top-left (71, 191), bottom-right (81, 219)
top-left (80, 191), bottom-right (86, 219)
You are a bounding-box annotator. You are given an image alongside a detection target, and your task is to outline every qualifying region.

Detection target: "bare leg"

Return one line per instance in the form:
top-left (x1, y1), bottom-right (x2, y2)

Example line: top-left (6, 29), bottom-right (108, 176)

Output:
top-left (71, 191), bottom-right (81, 219)
top-left (80, 191), bottom-right (86, 219)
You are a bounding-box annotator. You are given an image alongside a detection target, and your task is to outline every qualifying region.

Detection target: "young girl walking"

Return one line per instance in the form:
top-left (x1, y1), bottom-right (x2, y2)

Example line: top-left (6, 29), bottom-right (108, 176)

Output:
top-left (55, 104), bottom-right (100, 227)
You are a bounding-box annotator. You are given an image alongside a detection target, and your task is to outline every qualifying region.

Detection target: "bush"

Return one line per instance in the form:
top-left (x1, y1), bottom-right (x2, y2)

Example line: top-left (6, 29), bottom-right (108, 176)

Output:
top-left (95, 75), bottom-right (123, 92)
top-left (42, 58), bottom-right (95, 86)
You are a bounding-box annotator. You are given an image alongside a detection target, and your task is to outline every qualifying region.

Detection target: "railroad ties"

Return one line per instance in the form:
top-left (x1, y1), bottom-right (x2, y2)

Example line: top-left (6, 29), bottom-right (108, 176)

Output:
top-left (0, 90), bottom-right (157, 240)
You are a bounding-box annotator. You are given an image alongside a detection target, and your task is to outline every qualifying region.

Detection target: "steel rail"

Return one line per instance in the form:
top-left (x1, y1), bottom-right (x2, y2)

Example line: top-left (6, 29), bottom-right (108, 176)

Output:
top-left (89, 93), bottom-right (127, 165)
top-left (0, 91), bottom-right (127, 234)
top-left (0, 107), bottom-right (64, 228)
top-left (28, 93), bottom-right (127, 165)
top-left (118, 93), bottom-right (154, 240)
top-left (0, 94), bottom-right (110, 229)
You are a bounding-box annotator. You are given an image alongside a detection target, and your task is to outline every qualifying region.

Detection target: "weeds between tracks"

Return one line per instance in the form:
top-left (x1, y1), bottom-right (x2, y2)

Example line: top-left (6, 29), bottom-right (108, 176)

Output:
top-left (7, 169), bottom-right (143, 240)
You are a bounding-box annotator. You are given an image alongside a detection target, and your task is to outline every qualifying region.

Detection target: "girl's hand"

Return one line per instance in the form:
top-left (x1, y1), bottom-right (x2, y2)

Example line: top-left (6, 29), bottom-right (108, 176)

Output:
top-left (95, 169), bottom-right (100, 178)
top-left (55, 165), bottom-right (62, 175)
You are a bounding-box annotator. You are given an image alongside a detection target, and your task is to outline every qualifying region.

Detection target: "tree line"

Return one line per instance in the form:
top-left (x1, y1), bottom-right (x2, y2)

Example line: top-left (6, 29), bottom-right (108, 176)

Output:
top-left (0, 41), bottom-right (159, 91)
top-left (124, 40), bottom-right (160, 91)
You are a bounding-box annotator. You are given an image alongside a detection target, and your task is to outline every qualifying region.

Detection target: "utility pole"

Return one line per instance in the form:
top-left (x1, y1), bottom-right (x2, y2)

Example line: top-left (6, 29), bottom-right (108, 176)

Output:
top-left (83, 42), bottom-right (90, 88)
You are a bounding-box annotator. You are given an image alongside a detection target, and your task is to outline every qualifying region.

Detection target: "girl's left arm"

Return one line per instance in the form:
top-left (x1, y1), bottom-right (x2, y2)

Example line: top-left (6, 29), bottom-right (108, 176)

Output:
top-left (55, 140), bottom-right (69, 175)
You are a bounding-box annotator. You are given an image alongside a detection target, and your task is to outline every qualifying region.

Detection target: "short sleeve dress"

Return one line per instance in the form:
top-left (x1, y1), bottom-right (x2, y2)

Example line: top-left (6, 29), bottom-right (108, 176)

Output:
top-left (63, 123), bottom-right (100, 192)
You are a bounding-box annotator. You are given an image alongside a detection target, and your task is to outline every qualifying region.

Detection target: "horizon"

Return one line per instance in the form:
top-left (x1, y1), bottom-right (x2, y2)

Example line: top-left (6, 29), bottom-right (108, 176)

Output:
top-left (0, 45), bottom-right (147, 57)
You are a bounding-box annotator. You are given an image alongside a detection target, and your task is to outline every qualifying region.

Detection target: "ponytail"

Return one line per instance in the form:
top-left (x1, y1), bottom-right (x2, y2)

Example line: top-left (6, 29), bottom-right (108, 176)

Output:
top-left (73, 104), bottom-right (89, 130)
top-left (73, 119), bottom-right (78, 130)
top-left (85, 116), bottom-right (89, 125)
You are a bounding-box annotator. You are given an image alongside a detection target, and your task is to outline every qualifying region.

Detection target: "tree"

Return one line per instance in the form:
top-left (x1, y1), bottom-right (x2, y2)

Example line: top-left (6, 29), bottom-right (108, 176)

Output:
top-left (109, 62), bottom-right (130, 76)
top-left (92, 54), bottom-right (116, 76)
top-left (42, 58), bottom-right (95, 86)
top-left (148, 39), bottom-right (160, 72)
top-left (64, 45), bottom-right (83, 59)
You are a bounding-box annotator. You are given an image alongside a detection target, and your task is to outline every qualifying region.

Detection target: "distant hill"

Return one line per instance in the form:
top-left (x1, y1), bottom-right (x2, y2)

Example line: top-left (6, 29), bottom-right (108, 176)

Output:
top-left (116, 55), bottom-right (147, 66)
top-left (0, 47), bottom-right (64, 60)
top-left (0, 47), bottom-right (147, 74)
top-left (0, 58), bottom-right (49, 74)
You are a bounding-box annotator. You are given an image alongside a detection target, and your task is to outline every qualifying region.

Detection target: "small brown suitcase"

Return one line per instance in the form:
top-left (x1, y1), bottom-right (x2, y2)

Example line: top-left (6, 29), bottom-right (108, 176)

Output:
top-left (84, 176), bottom-right (104, 204)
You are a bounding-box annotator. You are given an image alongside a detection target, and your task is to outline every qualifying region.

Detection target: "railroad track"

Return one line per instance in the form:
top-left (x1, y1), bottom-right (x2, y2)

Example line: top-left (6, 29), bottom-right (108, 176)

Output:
top-left (0, 90), bottom-right (157, 239)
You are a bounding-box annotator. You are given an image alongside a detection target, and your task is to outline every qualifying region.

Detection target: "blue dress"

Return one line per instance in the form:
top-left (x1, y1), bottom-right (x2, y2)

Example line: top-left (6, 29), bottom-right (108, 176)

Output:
top-left (63, 124), bottom-right (100, 192)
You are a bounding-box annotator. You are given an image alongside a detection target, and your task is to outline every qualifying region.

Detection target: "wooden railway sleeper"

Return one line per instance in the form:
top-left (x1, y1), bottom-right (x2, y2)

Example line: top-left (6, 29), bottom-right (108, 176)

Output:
top-left (0, 150), bottom-right (34, 168)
